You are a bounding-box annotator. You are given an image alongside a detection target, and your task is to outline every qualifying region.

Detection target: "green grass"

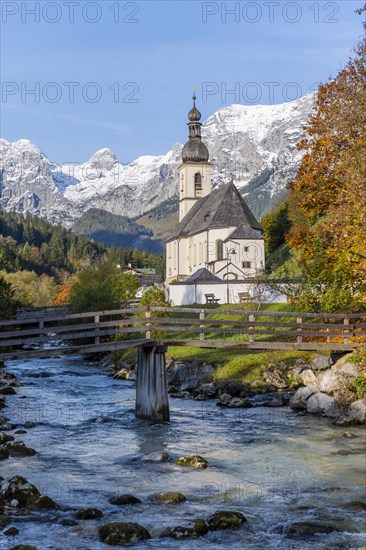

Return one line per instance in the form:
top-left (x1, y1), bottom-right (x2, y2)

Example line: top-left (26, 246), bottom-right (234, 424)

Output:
top-left (166, 346), bottom-right (315, 386)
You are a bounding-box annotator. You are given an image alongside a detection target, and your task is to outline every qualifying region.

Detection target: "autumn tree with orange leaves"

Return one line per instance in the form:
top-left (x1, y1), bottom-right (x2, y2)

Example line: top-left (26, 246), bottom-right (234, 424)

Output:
top-left (286, 37), bottom-right (366, 312)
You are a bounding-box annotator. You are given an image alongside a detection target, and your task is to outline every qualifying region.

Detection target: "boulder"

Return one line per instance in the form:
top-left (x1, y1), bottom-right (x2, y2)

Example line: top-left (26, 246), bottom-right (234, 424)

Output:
top-left (208, 510), bottom-right (247, 531)
top-left (3, 476), bottom-right (40, 507)
top-left (318, 360), bottom-right (358, 394)
top-left (98, 522), bottom-right (151, 545)
top-left (0, 447), bottom-right (9, 460)
top-left (290, 387), bottom-right (314, 410)
top-left (218, 380), bottom-right (251, 397)
top-left (167, 361), bottom-right (214, 389)
top-left (170, 519), bottom-right (209, 538)
top-left (335, 400), bottom-right (366, 426)
top-left (306, 392), bottom-right (334, 414)
top-left (312, 354), bottom-right (332, 371)
top-left (152, 492), bottom-right (186, 504)
top-left (75, 507), bottom-right (104, 520)
top-left (0, 386), bottom-right (16, 395)
top-left (5, 442), bottom-right (37, 457)
top-left (285, 522), bottom-right (338, 537)
top-left (194, 382), bottom-right (218, 399)
top-left (263, 364), bottom-right (290, 390)
top-left (28, 496), bottom-right (59, 510)
top-left (141, 451), bottom-right (169, 462)
top-left (4, 527), bottom-right (19, 536)
top-left (298, 367), bottom-right (319, 391)
top-left (175, 455), bottom-right (208, 469)
top-left (114, 368), bottom-right (130, 380)
top-left (109, 494), bottom-right (141, 505)
top-left (217, 393), bottom-right (253, 408)
top-left (323, 400), bottom-right (344, 419)
top-left (343, 431), bottom-right (358, 438)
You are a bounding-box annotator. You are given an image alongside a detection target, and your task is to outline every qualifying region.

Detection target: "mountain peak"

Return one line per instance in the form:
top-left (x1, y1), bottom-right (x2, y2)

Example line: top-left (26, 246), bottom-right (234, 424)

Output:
top-left (87, 148), bottom-right (117, 170)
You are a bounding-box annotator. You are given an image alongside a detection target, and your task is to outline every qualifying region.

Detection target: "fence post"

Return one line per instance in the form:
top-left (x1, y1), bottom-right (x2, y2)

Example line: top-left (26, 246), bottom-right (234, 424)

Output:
top-left (199, 310), bottom-right (205, 341)
top-left (296, 316), bottom-right (302, 345)
top-left (39, 320), bottom-right (44, 350)
top-left (249, 314), bottom-right (255, 344)
top-left (145, 307), bottom-right (151, 339)
top-left (94, 315), bottom-right (100, 345)
top-left (343, 316), bottom-right (350, 345)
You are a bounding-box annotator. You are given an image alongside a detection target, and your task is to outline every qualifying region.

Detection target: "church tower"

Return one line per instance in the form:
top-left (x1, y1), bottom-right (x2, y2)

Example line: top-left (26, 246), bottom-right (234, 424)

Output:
top-left (179, 91), bottom-right (212, 221)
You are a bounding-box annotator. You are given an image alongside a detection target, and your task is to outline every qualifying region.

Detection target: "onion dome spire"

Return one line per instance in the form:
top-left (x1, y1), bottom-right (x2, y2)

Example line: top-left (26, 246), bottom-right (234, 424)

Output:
top-left (182, 88), bottom-right (209, 163)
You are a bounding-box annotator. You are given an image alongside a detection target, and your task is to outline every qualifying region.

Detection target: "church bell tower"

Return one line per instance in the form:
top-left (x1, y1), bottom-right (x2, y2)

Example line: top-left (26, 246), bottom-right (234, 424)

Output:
top-left (179, 90), bottom-right (212, 221)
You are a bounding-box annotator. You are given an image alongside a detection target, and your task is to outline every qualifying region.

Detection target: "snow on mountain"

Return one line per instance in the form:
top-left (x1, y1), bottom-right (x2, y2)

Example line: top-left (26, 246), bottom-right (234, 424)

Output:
top-left (0, 94), bottom-right (315, 227)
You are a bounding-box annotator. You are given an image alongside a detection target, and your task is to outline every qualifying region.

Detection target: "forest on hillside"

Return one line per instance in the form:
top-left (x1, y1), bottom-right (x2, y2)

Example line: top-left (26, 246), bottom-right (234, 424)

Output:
top-left (0, 210), bottom-right (165, 317)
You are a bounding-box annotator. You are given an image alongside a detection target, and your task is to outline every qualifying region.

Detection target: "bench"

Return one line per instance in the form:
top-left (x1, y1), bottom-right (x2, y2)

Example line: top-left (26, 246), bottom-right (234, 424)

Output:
top-left (205, 293), bottom-right (220, 304)
top-left (238, 292), bottom-right (251, 303)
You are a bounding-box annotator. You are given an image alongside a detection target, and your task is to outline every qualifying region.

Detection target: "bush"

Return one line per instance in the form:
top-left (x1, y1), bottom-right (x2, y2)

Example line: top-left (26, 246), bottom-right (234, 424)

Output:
top-left (139, 286), bottom-right (170, 339)
top-left (68, 261), bottom-right (139, 313)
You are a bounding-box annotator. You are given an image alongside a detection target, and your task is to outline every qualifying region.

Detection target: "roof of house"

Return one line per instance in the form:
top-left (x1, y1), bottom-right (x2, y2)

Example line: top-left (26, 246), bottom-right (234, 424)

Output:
top-left (166, 182), bottom-right (262, 242)
top-left (171, 267), bottom-right (222, 285)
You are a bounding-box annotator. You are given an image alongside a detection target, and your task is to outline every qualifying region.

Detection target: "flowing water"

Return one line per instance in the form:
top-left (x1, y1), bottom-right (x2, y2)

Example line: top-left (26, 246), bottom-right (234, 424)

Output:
top-left (1, 355), bottom-right (365, 549)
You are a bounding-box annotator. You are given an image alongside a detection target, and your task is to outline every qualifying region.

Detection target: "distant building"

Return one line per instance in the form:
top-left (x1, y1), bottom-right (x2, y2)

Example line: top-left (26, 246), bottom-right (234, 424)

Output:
top-left (165, 93), bottom-right (265, 304)
top-left (121, 265), bottom-right (163, 287)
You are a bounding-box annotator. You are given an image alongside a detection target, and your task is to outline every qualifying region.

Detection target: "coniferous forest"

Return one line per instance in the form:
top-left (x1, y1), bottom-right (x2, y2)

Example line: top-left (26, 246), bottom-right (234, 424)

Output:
top-left (0, 210), bottom-right (165, 316)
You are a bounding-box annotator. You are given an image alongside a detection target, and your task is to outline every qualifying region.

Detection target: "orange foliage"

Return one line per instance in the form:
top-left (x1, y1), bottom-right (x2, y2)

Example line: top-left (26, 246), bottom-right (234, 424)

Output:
top-left (54, 276), bottom-right (76, 305)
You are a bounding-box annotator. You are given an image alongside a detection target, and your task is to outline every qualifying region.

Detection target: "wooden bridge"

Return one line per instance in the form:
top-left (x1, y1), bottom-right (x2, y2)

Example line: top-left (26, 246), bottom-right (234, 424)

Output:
top-left (1, 307), bottom-right (365, 422)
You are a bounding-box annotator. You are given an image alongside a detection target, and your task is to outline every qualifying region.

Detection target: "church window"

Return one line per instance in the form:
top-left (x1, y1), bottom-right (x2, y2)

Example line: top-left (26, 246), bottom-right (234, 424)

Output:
top-left (216, 240), bottom-right (224, 261)
top-left (194, 172), bottom-right (202, 191)
top-left (242, 261), bottom-right (251, 269)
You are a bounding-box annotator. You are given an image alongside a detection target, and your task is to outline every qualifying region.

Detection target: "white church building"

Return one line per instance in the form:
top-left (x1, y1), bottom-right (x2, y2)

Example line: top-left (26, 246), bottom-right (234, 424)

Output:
top-left (166, 93), bottom-right (270, 306)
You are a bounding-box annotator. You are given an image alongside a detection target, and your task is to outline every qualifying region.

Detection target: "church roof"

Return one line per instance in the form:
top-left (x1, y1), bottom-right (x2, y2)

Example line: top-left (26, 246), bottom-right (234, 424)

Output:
top-left (172, 267), bottom-right (222, 285)
top-left (166, 182), bottom-right (262, 242)
top-left (225, 223), bottom-right (264, 241)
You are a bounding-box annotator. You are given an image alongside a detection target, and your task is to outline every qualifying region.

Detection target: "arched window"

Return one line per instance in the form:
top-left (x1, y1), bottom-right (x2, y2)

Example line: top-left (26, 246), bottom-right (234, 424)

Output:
top-left (194, 172), bottom-right (202, 191)
top-left (216, 240), bottom-right (223, 261)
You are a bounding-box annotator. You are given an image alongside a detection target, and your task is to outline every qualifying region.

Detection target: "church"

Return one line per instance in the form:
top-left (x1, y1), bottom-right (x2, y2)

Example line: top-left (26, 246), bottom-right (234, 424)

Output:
top-left (165, 93), bottom-right (266, 305)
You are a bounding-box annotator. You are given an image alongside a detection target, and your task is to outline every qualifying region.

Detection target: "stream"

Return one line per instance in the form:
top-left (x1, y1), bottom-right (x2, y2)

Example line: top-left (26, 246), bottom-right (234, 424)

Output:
top-left (1, 355), bottom-right (365, 549)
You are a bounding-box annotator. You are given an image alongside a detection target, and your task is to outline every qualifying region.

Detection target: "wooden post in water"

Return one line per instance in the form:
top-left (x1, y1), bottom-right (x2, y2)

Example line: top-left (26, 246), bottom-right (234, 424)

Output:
top-left (136, 344), bottom-right (170, 421)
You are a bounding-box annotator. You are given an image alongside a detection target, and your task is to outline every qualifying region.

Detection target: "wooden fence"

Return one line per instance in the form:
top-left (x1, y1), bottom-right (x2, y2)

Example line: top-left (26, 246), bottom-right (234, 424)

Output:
top-left (0, 307), bottom-right (365, 360)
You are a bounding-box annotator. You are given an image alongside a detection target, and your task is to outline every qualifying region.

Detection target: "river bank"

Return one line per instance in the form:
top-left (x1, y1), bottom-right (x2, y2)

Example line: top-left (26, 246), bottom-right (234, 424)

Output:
top-left (0, 354), bottom-right (365, 549)
top-left (110, 347), bottom-right (366, 426)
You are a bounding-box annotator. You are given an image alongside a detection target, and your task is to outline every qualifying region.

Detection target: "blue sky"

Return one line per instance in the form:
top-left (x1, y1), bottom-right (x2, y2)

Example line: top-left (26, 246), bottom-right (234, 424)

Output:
top-left (1, 0), bottom-right (364, 163)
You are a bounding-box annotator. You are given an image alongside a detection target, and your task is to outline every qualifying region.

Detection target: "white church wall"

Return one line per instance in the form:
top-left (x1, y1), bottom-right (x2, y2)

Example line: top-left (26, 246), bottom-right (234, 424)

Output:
top-left (169, 283), bottom-right (288, 306)
top-left (167, 232), bottom-right (266, 283)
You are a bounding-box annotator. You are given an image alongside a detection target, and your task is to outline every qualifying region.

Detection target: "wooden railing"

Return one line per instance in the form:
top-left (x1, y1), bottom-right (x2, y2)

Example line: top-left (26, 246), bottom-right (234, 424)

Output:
top-left (0, 307), bottom-right (365, 360)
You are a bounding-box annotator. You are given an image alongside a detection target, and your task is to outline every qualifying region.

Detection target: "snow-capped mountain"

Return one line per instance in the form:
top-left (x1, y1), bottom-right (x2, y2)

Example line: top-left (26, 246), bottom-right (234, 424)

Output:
top-left (0, 94), bottom-right (315, 227)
